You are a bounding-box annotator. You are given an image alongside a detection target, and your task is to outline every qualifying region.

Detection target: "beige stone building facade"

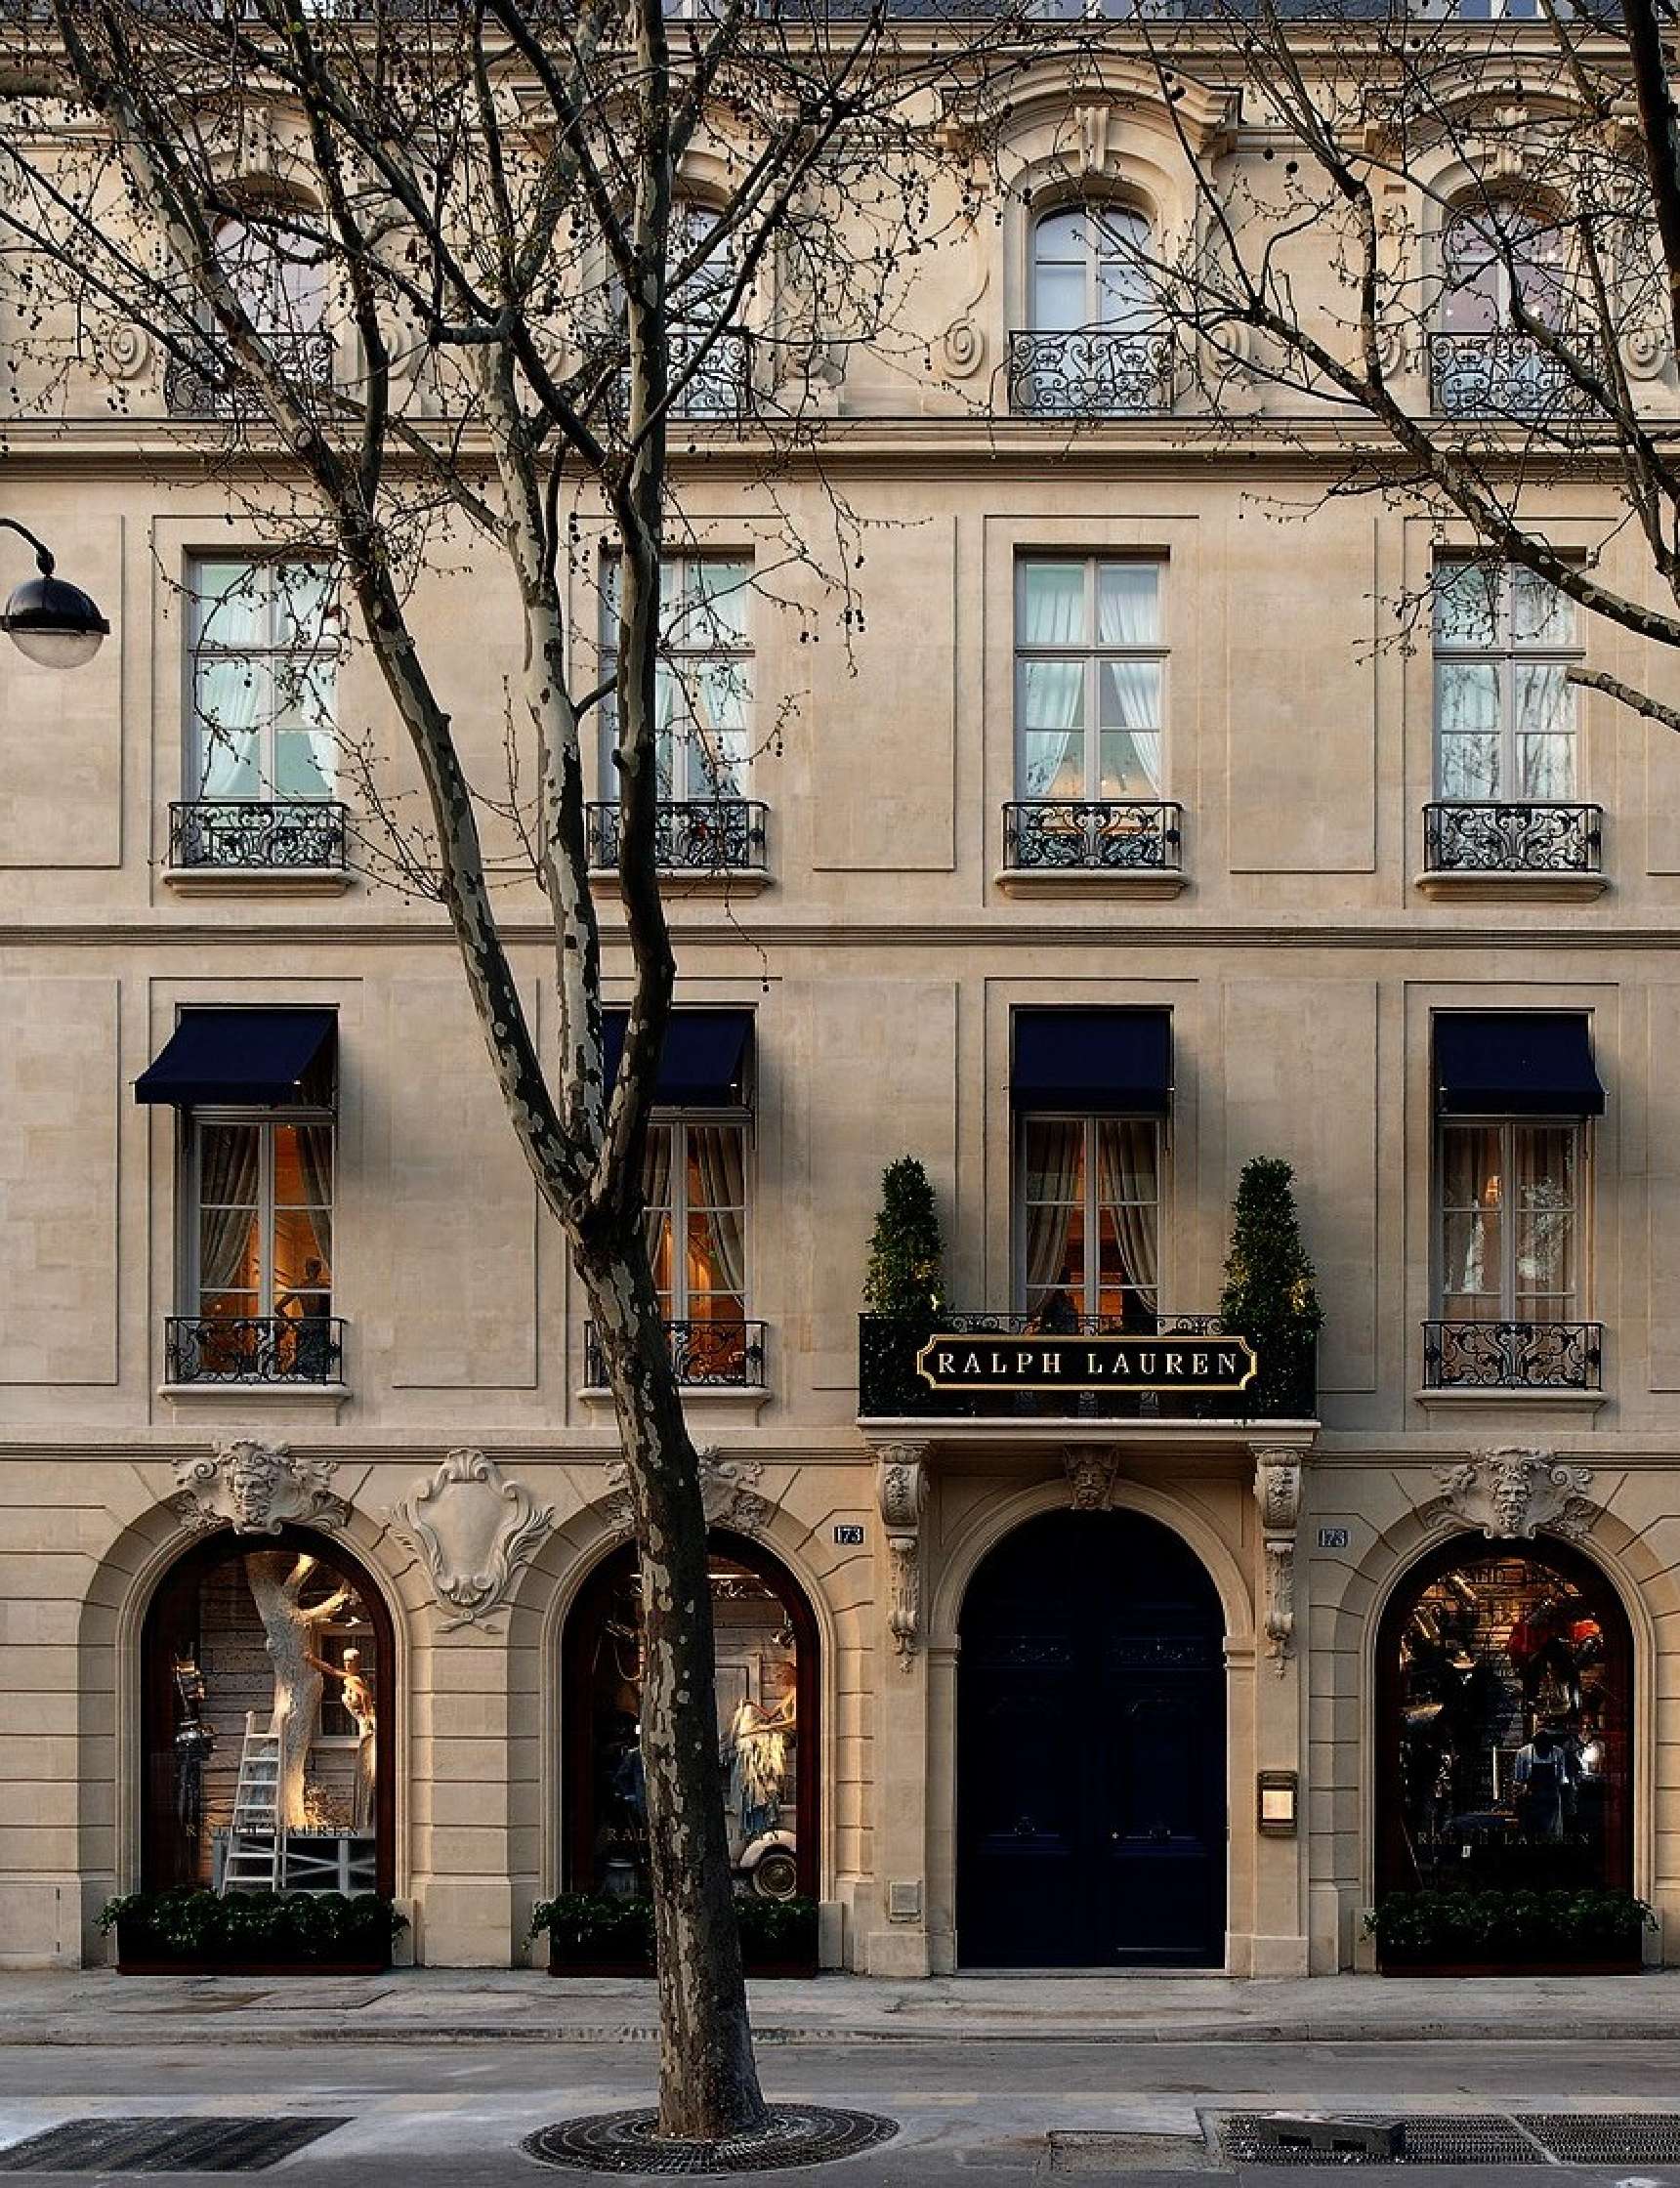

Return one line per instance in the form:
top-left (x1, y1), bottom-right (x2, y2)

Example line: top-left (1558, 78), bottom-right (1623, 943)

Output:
top-left (5, 42), bottom-right (1680, 1982)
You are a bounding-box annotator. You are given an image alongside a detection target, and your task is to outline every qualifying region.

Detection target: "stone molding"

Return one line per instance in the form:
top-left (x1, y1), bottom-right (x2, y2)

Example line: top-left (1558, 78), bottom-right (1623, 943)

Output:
top-left (170, 1439), bottom-right (348, 1536)
top-left (598, 1448), bottom-right (774, 1544)
top-left (1252, 1441), bottom-right (1308, 1673)
top-left (388, 1448), bottom-right (555, 1631)
top-left (1432, 1446), bottom-right (1597, 1542)
top-left (876, 1443), bottom-right (929, 1670)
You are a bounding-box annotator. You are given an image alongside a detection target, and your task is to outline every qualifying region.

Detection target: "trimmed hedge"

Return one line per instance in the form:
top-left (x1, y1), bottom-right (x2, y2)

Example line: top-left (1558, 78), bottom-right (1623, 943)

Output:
top-left (530, 1891), bottom-right (818, 1969)
top-left (99, 1888), bottom-right (405, 1966)
top-left (1365, 1888), bottom-right (1655, 1966)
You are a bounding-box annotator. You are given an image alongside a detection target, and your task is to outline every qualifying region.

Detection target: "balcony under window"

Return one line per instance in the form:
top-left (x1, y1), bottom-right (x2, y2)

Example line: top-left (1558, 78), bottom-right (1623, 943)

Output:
top-left (585, 1317), bottom-right (767, 1391)
top-left (1422, 1317), bottom-right (1602, 1393)
top-left (1003, 799), bottom-right (1182, 877)
top-left (1422, 800), bottom-right (1601, 881)
top-left (1011, 204), bottom-right (1170, 419)
top-left (169, 797), bottom-right (349, 875)
top-left (1431, 205), bottom-right (1593, 425)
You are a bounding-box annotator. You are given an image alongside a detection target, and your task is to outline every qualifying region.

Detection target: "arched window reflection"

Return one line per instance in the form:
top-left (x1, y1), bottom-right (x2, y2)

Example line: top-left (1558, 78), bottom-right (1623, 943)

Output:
top-left (566, 1535), bottom-right (817, 1903)
top-left (1031, 204), bottom-right (1155, 334)
top-left (215, 215), bottom-right (328, 339)
top-left (1377, 1536), bottom-right (1630, 1898)
top-left (1442, 203), bottom-right (1567, 334)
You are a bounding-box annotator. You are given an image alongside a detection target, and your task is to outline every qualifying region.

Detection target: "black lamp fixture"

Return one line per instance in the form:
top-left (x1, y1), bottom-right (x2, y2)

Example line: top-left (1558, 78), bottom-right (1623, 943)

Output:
top-left (0, 517), bottom-right (110, 669)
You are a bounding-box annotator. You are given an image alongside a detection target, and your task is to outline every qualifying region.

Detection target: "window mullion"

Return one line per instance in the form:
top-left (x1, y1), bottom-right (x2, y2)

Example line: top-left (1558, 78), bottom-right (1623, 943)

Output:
top-left (1085, 1115), bottom-right (1099, 1322)
top-left (670, 1120), bottom-right (688, 1324)
top-left (259, 1124), bottom-right (275, 1322)
top-left (1501, 1119), bottom-right (1518, 1320)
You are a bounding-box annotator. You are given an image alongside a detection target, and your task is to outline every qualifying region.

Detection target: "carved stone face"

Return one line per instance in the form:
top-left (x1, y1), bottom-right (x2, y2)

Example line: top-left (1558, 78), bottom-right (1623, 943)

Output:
top-left (227, 1442), bottom-right (280, 1531)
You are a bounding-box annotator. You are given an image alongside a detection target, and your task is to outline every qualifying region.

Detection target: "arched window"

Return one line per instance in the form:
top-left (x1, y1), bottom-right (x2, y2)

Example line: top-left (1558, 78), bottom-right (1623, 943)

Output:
top-left (1015, 203), bottom-right (1164, 417)
top-left (1030, 204), bottom-right (1154, 335)
top-left (215, 215), bottom-right (328, 341)
top-left (669, 200), bottom-right (746, 418)
top-left (565, 1534), bottom-right (818, 1903)
top-left (1442, 202), bottom-right (1567, 335)
top-left (1375, 1535), bottom-right (1631, 1902)
top-left (1434, 201), bottom-right (1575, 419)
top-left (142, 1527), bottom-right (394, 1896)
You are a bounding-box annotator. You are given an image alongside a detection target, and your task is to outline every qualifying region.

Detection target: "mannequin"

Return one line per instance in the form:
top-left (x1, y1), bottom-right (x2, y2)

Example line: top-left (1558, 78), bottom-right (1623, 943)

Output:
top-left (307, 1643), bottom-right (377, 1833)
top-left (244, 1551), bottom-right (352, 1831)
top-left (722, 1659), bottom-right (797, 1841)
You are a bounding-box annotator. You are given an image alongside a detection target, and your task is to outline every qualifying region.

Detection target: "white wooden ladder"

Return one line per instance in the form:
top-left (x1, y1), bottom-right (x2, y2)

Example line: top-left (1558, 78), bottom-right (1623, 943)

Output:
top-left (220, 1710), bottom-right (282, 1894)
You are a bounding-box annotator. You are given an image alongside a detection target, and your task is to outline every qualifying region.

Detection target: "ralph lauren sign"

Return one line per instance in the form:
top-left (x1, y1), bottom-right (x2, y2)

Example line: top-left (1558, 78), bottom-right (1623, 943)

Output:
top-left (915, 1332), bottom-right (1259, 1395)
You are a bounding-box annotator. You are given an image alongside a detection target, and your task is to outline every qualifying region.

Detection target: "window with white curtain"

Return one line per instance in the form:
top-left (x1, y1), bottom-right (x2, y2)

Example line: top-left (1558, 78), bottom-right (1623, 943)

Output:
top-left (1017, 1115), bottom-right (1160, 1326)
top-left (1015, 558), bottom-right (1164, 801)
top-left (1437, 1118), bottom-right (1581, 1322)
top-left (1030, 204), bottom-right (1154, 333)
top-left (1433, 559), bottom-right (1580, 802)
top-left (600, 554), bottom-right (753, 802)
top-left (643, 1118), bottom-right (749, 1324)
top-left (189, 559), bottom-right (339, 803)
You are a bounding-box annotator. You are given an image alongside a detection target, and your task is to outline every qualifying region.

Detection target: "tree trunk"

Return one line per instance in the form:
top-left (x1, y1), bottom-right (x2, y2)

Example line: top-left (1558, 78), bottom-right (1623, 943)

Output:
top-left (579, 1241), bottom-right (767, 2142)
top-left (244, 1552), bottom-right (341, 1834)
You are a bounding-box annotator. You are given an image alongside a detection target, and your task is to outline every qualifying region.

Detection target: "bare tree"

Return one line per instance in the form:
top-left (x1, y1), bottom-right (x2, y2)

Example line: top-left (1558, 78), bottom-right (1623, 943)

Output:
top-left (1070, 0), bottom-right (1680, 734)
top-left (0, 0), bottom-right (1021, 2140)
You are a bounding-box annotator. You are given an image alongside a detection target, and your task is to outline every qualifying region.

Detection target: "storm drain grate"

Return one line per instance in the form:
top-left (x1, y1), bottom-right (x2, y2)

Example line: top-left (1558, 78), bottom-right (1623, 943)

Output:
top-left (0, 2118), bottom-right (352, 2172)
top-left (523, 2106), bottom-right (900, 2175)
top-left (1217, 2114), bottom-right (1545, 2166)
top-left (1520, 2115), bottom-right (1680, 2164)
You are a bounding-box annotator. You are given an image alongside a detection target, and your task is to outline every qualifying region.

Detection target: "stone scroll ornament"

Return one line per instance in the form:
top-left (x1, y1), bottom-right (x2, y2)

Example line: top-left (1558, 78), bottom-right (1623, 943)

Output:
top-left (1433, 1447), bottom-right (1596, 1542)
top-left (171, 1439), bottom-right (348, 1536)
top-left (876, 1445), bottom-right (929, 1670)
top-left (597, 1448), bottom-right (773, 1544)
top-left (388, 1449), bottom-right (555, 1631)
top-left (1253, 1444), bottom-right (1306, 1673)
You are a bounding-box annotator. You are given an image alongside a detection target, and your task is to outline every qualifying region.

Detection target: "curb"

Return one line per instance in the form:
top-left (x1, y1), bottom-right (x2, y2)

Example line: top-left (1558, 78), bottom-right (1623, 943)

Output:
top-left (5, 2017), bottom-right (1680, 2046)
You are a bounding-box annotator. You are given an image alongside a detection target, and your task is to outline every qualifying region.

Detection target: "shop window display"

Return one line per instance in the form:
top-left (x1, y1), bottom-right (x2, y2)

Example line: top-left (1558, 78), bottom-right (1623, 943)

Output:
top-left (1379, 1537), bottom-right (1630, 1897)
top-left (567, 1536), bottom-right (817, 1905)
top-left (143, 1529), bottom-right (390, 1896)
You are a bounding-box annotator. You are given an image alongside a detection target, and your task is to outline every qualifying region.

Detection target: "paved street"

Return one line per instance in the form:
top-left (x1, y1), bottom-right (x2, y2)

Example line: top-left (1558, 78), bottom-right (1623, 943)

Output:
top-left (10, 2030), bottom-right (1680, 2185)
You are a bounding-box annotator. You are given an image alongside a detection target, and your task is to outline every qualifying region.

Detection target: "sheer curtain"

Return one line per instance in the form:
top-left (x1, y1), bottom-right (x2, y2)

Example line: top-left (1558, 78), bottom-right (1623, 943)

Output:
top-left (692, 1125), bottom-right (747, 1307)
top-left (1096, 1120), bottom-right (1159, 1321)
top-left (1022, 1119), bottom-right (1083, 1303)
top-left (196, 1123), bottom-right (261, 1311)
top-left (1096, 567), bottom-right (1161, 795)
top-left (193, 657), bottom-right (264, 798)
top-left (641, 1127), bottom-right (675, 1304)
top-left (295, 1123), bottom-right (334, 1277)
top-left (1019, 566), bottom-right (1086, 800)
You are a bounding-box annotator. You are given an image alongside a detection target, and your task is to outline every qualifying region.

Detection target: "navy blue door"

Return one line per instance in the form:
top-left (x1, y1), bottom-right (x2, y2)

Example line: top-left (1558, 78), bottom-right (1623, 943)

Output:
top-left (957, 1509), bottom-right (1226, 1967)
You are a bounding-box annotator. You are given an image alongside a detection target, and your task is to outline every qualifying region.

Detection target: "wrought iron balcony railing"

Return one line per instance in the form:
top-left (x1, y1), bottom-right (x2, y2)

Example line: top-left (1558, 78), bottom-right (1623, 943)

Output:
top-left (585, 1318), bottom-right (768, 1390)
top-left (165, 1314), bottom-right (345, 1385)
top-left (669, 328), bottom-right (751, 419)
top-left (164, 329), bottom-right (336, 420)
top-left (1423, 800), bottom-right (1601, 876)
top-left (1003, 799), bottom-right (1182, 873)
top-left (586, 799), bottom-right (768, 873)
top-left (1007, 330), bottom-right (1172, 418)
top-left (858, 1311), bottom-right (1316, 1423)
top-left (1422, 1319), bottom-right (1603, 1391)
top-left (1429, 332), bottom-right (1598, 425)
top-left (169, 799), bottom-right (349, 872)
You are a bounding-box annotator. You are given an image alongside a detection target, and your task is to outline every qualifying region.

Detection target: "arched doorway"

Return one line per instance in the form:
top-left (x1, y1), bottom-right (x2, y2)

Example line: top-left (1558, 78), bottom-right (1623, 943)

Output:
top-left (957, 1508), bottom-right (1225, 1967)
top-left (564, 1534), bottom-right (819, 1903)
top-left (141, 1526), bottom-right (395, 1896)
top-left (1376, 1533), bottom-right (1632, 1899)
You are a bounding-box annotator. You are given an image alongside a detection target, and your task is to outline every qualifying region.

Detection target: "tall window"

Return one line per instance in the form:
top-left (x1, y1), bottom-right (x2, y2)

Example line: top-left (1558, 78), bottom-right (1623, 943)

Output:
top-left (1030, 204), bottom-right (1154, 333)
top-left (601, 554), bottom-right (753, 803)
top-left (643, 1117), bottom-right (748, 1326)
top-left (1018, 1115), bottom-right (1159, 1326)
top-left (1016, 558), bottom-right (1164, 802)
top-left (189, 559), bottom-right (339, 804)
top-left (1434, 560), bottom-right (1579, 802)
top-left (1442, 203), bottom-right (1567, 335)
top-left (1437, 1118), bottom-right (1580, 1324)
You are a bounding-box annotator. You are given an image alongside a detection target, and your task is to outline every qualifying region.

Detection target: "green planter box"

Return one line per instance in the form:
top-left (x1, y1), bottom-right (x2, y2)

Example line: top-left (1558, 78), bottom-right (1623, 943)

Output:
top-left (102, 1889), bottom-right (404, 1975)
top-left (535, 1893), bottom-right (819, 1981)
top-left (1366, 1890), bottom-right (1654, 1978)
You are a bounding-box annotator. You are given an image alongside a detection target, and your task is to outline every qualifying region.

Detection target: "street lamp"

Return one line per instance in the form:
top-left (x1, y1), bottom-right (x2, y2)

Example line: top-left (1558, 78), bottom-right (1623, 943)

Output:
top-left (0, 517), bottom-right (109, 669)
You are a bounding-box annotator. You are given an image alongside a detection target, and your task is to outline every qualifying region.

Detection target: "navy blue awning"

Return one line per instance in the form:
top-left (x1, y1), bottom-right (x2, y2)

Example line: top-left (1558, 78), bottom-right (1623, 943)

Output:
top-left (601, 1007), bottom-right (753, 1108)
top-left (1012, 1008), bottom-right (1173, 1115)
top-left (136, 1009), bottom-right (336, 1107)
top-left (1435, 1012), bottom-right (1604, 1117)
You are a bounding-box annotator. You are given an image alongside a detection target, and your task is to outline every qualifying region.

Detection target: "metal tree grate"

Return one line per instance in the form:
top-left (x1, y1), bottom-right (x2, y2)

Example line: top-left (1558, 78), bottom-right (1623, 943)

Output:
top-left (523, 2106), bottom-right (900, 2175)
top-left (1217, 2114), bottom-right (1544, 2167)
top-left (0, 2118), bottom-right (351, 2173)
top-left (1520, 2115), bottom-right (1680, 2164)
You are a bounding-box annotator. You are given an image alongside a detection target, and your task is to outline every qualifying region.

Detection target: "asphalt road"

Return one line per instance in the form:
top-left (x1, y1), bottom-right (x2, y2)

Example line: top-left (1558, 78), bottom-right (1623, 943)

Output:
top-left (8, 2040), bottom-right (1680, 2185)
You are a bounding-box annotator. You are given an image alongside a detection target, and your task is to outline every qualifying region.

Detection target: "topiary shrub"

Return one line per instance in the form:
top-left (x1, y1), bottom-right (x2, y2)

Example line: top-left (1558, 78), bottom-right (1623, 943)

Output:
top-left (1220, 1155), bottom-right (1323, 1418)
top-left (861, 1157), bottom-right (945, 1322)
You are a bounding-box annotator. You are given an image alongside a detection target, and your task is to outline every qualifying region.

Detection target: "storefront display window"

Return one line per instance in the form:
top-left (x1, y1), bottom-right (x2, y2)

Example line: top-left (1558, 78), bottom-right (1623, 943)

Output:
top-left (567, 1536), bottom-right (816, 1904)
top-left (143, 1528), bottom-right (391, 1895)
top-left (1378, 1536), bottom-right (1630, 1897)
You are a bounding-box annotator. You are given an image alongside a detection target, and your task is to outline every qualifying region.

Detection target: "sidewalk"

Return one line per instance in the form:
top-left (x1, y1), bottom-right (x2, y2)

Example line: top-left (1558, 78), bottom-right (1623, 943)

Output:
top-left (3, 1965), bottom-right (1680, 2046)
